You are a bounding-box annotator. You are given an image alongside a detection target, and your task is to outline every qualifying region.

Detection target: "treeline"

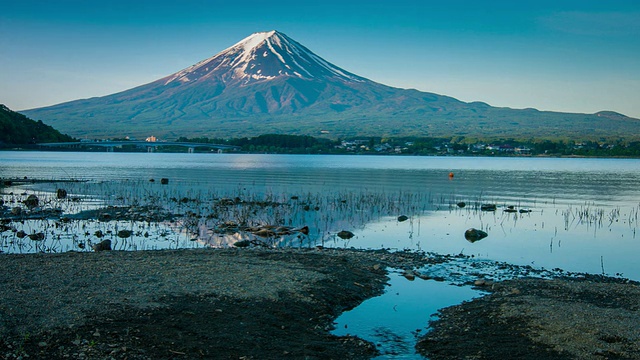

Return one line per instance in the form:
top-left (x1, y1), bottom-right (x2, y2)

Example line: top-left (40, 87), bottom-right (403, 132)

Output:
top-left (176, 134), bottom-right (332, 153)
top-left (0, 105), bottom-right (75, 145)
top-left (177, 134), bottom-right (640, 157)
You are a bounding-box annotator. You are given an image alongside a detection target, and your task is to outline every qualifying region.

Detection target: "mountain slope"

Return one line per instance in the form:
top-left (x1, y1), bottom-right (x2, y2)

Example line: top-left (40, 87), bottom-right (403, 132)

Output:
top-left (22, 31), bottom-right (640, 140)
top-left (0, 104), bottom-right (74, 145)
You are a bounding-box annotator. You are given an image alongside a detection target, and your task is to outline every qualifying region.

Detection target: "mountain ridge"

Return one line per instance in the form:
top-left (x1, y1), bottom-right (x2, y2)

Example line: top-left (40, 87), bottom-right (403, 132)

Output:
top-left (22, 30), bottom-right (640, 140)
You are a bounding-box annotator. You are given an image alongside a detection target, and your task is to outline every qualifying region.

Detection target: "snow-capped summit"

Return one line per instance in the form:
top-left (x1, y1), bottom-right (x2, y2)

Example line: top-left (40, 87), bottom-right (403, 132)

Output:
top-left (163, 30), bottom-right (365, 86)
top-left (26, 30), bottom-right (627, 141)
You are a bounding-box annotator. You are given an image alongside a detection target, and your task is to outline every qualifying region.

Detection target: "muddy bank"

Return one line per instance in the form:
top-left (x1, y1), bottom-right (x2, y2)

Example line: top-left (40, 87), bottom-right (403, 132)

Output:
top-left (0, 247), bottom-right (430, 359)
top-left (418, 276), bottom-right (640, 360)
top-left (2, 247), bottom-right (640, 359)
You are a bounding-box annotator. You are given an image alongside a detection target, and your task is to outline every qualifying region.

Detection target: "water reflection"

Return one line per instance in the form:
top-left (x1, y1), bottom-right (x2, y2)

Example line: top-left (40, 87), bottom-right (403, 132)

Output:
top-left (2, 152), bottom-right (640, 280)
top-left (332, 271), bottom-right (482, 359)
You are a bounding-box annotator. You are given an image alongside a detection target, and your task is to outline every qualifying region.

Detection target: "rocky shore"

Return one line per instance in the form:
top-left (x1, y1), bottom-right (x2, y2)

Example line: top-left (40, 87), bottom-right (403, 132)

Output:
top-left (1, 248), bottom-right (639, 359)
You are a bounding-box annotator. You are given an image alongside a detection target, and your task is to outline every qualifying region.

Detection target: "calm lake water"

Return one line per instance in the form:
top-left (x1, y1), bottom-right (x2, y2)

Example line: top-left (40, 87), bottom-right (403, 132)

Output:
top-left (2, 151), bottom-right (639, 279)
top-left (2, 151), bottom-right (640, 359)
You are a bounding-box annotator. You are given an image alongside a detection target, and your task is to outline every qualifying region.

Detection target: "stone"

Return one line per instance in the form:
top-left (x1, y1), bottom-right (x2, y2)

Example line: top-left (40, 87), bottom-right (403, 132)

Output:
top-left (337, 230), bottom-right (355, 239)
top-left (92, 239), bottom-right (112, 251)
top-left (28, 232), bottom-right (45, 241)
top-left (24, 194), bottom-right (39, 208)
top-left (56, 188), bottom-right (68, 199)
top-left (253, 229), bottom-right (275, 237)
top-left (117, 230), bottom-right (133, 238)
top-left (16, 230), bottom-right (27, 238)
top-left (465, 228), bottom-right (488, 242)
top-left (457, 202), bottom-right (466, 208)
top-left (234, 240), bottom-right (251, 248)
top-left (297, 226), bottom-right (309, 235)
top-left (402, 270), bottom-right (416, 281)
top-left (397, 215), bottom-right (409, 222)
top-left (160, 178), bottom-right (169, 185)
top-left (480, 204), bottom-right (496, 211)
top-left (11, 207), bottom-right (22, 215)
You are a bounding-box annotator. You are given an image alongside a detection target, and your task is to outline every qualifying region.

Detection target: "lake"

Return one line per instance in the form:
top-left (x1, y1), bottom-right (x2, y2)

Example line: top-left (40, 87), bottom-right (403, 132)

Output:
top-left (2, 151), bottom-right (640, 358)
top-left (2, 151), bottom-right (639, 279)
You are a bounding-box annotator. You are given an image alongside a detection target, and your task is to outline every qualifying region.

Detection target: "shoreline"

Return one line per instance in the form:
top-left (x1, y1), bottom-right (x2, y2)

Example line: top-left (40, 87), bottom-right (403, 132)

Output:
top-left (1, 248), bottom-right (639, 359)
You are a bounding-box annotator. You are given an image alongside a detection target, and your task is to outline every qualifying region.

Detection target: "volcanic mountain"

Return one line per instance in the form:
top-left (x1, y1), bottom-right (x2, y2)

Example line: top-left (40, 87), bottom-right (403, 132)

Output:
top-left (23, 30), bottom-right (640, 140)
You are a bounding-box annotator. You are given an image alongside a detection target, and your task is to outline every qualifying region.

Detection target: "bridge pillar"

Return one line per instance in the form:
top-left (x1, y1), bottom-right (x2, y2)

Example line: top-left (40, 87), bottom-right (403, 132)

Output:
top-left (147, 146), bottom-right (154, 153)
top-left (107, 147), bottom-right (113, 152)
top-left (188, 147), bottom-right (194, 154)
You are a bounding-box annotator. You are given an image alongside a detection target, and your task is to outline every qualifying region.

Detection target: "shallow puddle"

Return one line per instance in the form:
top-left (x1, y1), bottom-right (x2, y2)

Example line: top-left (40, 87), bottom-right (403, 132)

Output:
top-left (332, 269), bottom-right (483, 359)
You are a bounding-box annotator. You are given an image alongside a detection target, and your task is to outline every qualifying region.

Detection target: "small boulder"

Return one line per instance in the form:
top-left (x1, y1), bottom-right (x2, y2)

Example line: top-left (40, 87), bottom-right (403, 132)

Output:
top-left (92, 239), bottom-right (112, 251)
top-left (160, 178), bottom-right (169, 185)
top-left (234, 240), bottom-right (251, 248)
top-left (480, 204), bottom-right (496, 211)
top-left (16, 230), bottom-right (27, 238)
top-left (337, 230), bottom-right (355, 239)
top-left (28, 232), bottom-right (45, 241)
top-left (465, 228), bottom-right (488, 243)
top-left (402, 270), bottom-right (416, 281)
top-left (474, 279), bottom-right (486, 286)
top-left (253, 228), bottom-right (275, 237)
top-left (56, 189), bottom-right (68, 199)
top-left (117, 230), bottom-right (133, 238)
top-left (397, 215), bottom-right (409, 222)
top-left (457, 202), bottom-right (466, 208)
top-left (11, 207), bottom-right (22, 215)
top-left (297, 226), bottom-right (309, 235)
top-left (23, 195), bottom-right (39, 209)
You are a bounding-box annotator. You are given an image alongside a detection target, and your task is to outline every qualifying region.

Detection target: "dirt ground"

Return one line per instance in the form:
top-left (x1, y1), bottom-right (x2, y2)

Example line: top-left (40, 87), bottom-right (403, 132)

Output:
top-left (417, 276), bottom-right (640, 360)
top-left (1, 248), bottom-right (640, 359)
top-left (0, 248), bottom-right (427, 359)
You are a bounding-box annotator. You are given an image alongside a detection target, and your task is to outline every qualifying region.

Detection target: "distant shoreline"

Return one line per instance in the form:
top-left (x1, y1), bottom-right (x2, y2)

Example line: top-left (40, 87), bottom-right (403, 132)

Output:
top-left (2, 146), bottom-right (640, 159)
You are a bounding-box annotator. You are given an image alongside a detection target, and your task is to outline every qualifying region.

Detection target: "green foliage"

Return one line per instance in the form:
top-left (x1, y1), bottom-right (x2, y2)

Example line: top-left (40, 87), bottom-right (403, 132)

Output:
top-left (0, 105), bottom-right (75, 145)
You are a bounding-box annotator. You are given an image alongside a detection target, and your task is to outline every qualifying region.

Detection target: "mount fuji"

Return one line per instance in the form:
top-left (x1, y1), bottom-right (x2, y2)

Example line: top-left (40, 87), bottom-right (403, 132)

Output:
top-left (23, 30), bottom-right (639, 139)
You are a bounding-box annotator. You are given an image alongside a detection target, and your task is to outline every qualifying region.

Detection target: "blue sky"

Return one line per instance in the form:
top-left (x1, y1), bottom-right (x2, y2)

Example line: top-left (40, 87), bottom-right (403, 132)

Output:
top-left (1, 0), bottom-right (639, 118)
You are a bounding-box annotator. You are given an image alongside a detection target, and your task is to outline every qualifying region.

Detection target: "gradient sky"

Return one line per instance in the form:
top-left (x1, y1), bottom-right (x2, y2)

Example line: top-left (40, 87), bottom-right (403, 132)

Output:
top-left (1, 0), bottom-right (639, 118)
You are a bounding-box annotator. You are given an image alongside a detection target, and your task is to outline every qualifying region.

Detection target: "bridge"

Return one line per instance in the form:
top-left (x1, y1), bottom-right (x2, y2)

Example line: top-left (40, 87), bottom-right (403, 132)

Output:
top-left (38, 141), bottom-right (241, 153)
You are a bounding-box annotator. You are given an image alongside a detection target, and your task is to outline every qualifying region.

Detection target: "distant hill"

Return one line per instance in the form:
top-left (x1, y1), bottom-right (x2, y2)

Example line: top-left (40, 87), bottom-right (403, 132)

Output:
top-left (0, 104), bottom-right (74, 145)
top-left (22, 31), bottom-right (640, 141)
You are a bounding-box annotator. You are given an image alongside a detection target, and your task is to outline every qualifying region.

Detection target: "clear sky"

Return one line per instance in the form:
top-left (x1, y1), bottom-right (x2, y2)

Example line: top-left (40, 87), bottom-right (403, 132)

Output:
top-left (1, 0), bottom-right (639, 118)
